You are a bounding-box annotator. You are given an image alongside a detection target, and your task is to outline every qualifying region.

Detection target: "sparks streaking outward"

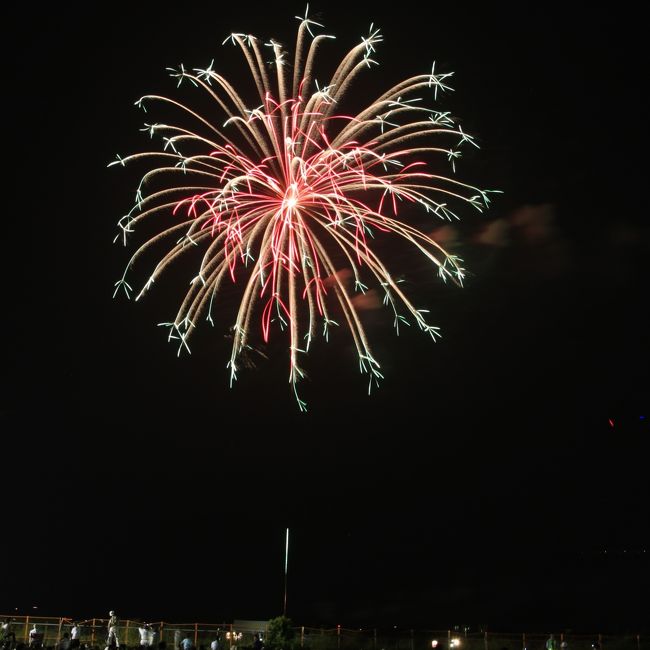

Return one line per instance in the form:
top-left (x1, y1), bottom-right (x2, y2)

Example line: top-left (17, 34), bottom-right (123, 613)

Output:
top-left (110, 7), bottom-right (497, 409)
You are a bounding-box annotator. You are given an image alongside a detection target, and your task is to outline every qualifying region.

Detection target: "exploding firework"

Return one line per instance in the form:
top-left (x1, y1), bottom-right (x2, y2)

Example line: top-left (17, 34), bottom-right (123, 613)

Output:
top-left (110, 7), bottom-right (497, 409)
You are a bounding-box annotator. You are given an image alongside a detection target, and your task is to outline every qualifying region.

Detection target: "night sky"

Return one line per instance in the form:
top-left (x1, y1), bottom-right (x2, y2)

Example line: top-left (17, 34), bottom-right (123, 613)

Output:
top-left (5, 0), bottom-right (649, 633)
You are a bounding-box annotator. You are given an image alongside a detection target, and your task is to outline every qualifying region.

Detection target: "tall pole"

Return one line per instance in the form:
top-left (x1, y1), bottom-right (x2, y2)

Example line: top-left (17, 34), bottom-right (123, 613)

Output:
top-left (283, 527), bottom-right (289, 616)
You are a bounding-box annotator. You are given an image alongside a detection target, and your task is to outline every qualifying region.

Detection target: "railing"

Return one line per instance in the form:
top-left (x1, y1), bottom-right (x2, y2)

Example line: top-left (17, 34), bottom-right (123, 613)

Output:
top-left (0, 617), bottom-right (645, 650)
top-left (299, 629), bottom-right (645, 650)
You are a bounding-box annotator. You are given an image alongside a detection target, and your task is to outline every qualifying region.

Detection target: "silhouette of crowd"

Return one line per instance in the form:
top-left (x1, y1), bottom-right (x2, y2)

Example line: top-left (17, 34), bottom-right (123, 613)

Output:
top-left (1, 614), bottom-right (228, 650)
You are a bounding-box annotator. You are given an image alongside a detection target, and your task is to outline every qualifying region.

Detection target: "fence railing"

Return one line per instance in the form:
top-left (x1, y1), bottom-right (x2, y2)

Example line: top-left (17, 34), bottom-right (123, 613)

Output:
top-left (0, 617), bottom-right (645, 650)
top-left (298, 629), bottom-right (646, 650)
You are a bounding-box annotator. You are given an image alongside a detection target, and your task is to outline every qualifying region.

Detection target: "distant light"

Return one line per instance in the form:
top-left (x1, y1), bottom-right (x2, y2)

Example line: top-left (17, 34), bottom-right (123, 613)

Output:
top-left (640, 415), bottom-right (646, 420)
top-left (451, 639), bottom-right (461, 648)
top-left (432, 641), bottom-right (439, 648)
top-left (608, 418), bottom-right (614, 427)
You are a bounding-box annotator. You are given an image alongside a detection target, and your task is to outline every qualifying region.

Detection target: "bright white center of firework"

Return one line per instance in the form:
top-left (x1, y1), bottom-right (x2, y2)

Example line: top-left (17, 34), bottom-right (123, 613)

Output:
top-left (282, 183), bottom-right (300, 211)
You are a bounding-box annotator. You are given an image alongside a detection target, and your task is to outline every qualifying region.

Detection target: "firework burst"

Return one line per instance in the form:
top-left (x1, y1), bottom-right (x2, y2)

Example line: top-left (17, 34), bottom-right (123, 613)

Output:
top-left (110, 6), bottom-right (497, 409)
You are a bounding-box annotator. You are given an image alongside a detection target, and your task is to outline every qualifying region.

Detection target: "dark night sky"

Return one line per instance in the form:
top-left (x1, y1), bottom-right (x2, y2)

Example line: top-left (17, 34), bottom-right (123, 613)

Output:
top-left (4, 0), bottom-right (649, 633)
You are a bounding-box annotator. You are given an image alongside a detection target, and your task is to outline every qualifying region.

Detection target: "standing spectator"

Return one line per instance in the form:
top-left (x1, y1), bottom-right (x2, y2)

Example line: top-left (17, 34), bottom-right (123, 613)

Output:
top-left (2, 620), bottom-right (16, 649)
top-left (252, 634), bottom-right (263, 650)
top-left (180, 635), bottom-right (193, 650)
top-left (29, 626), bottom-right (43, 649)
top-left (174, 632), bottom-right (182, 650)
top-left (546, 636), bottom-right (557, 650)
top-left (107, 612), bottom-right (119, 649)
top-left (138, 625), bottom-right (151, 648)
top-left (70, 624), bottom-right (81, 650)
top-left (210, 639), bottom-right (219, 650)
top-left (58, 633), bottom-right (71, 650)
